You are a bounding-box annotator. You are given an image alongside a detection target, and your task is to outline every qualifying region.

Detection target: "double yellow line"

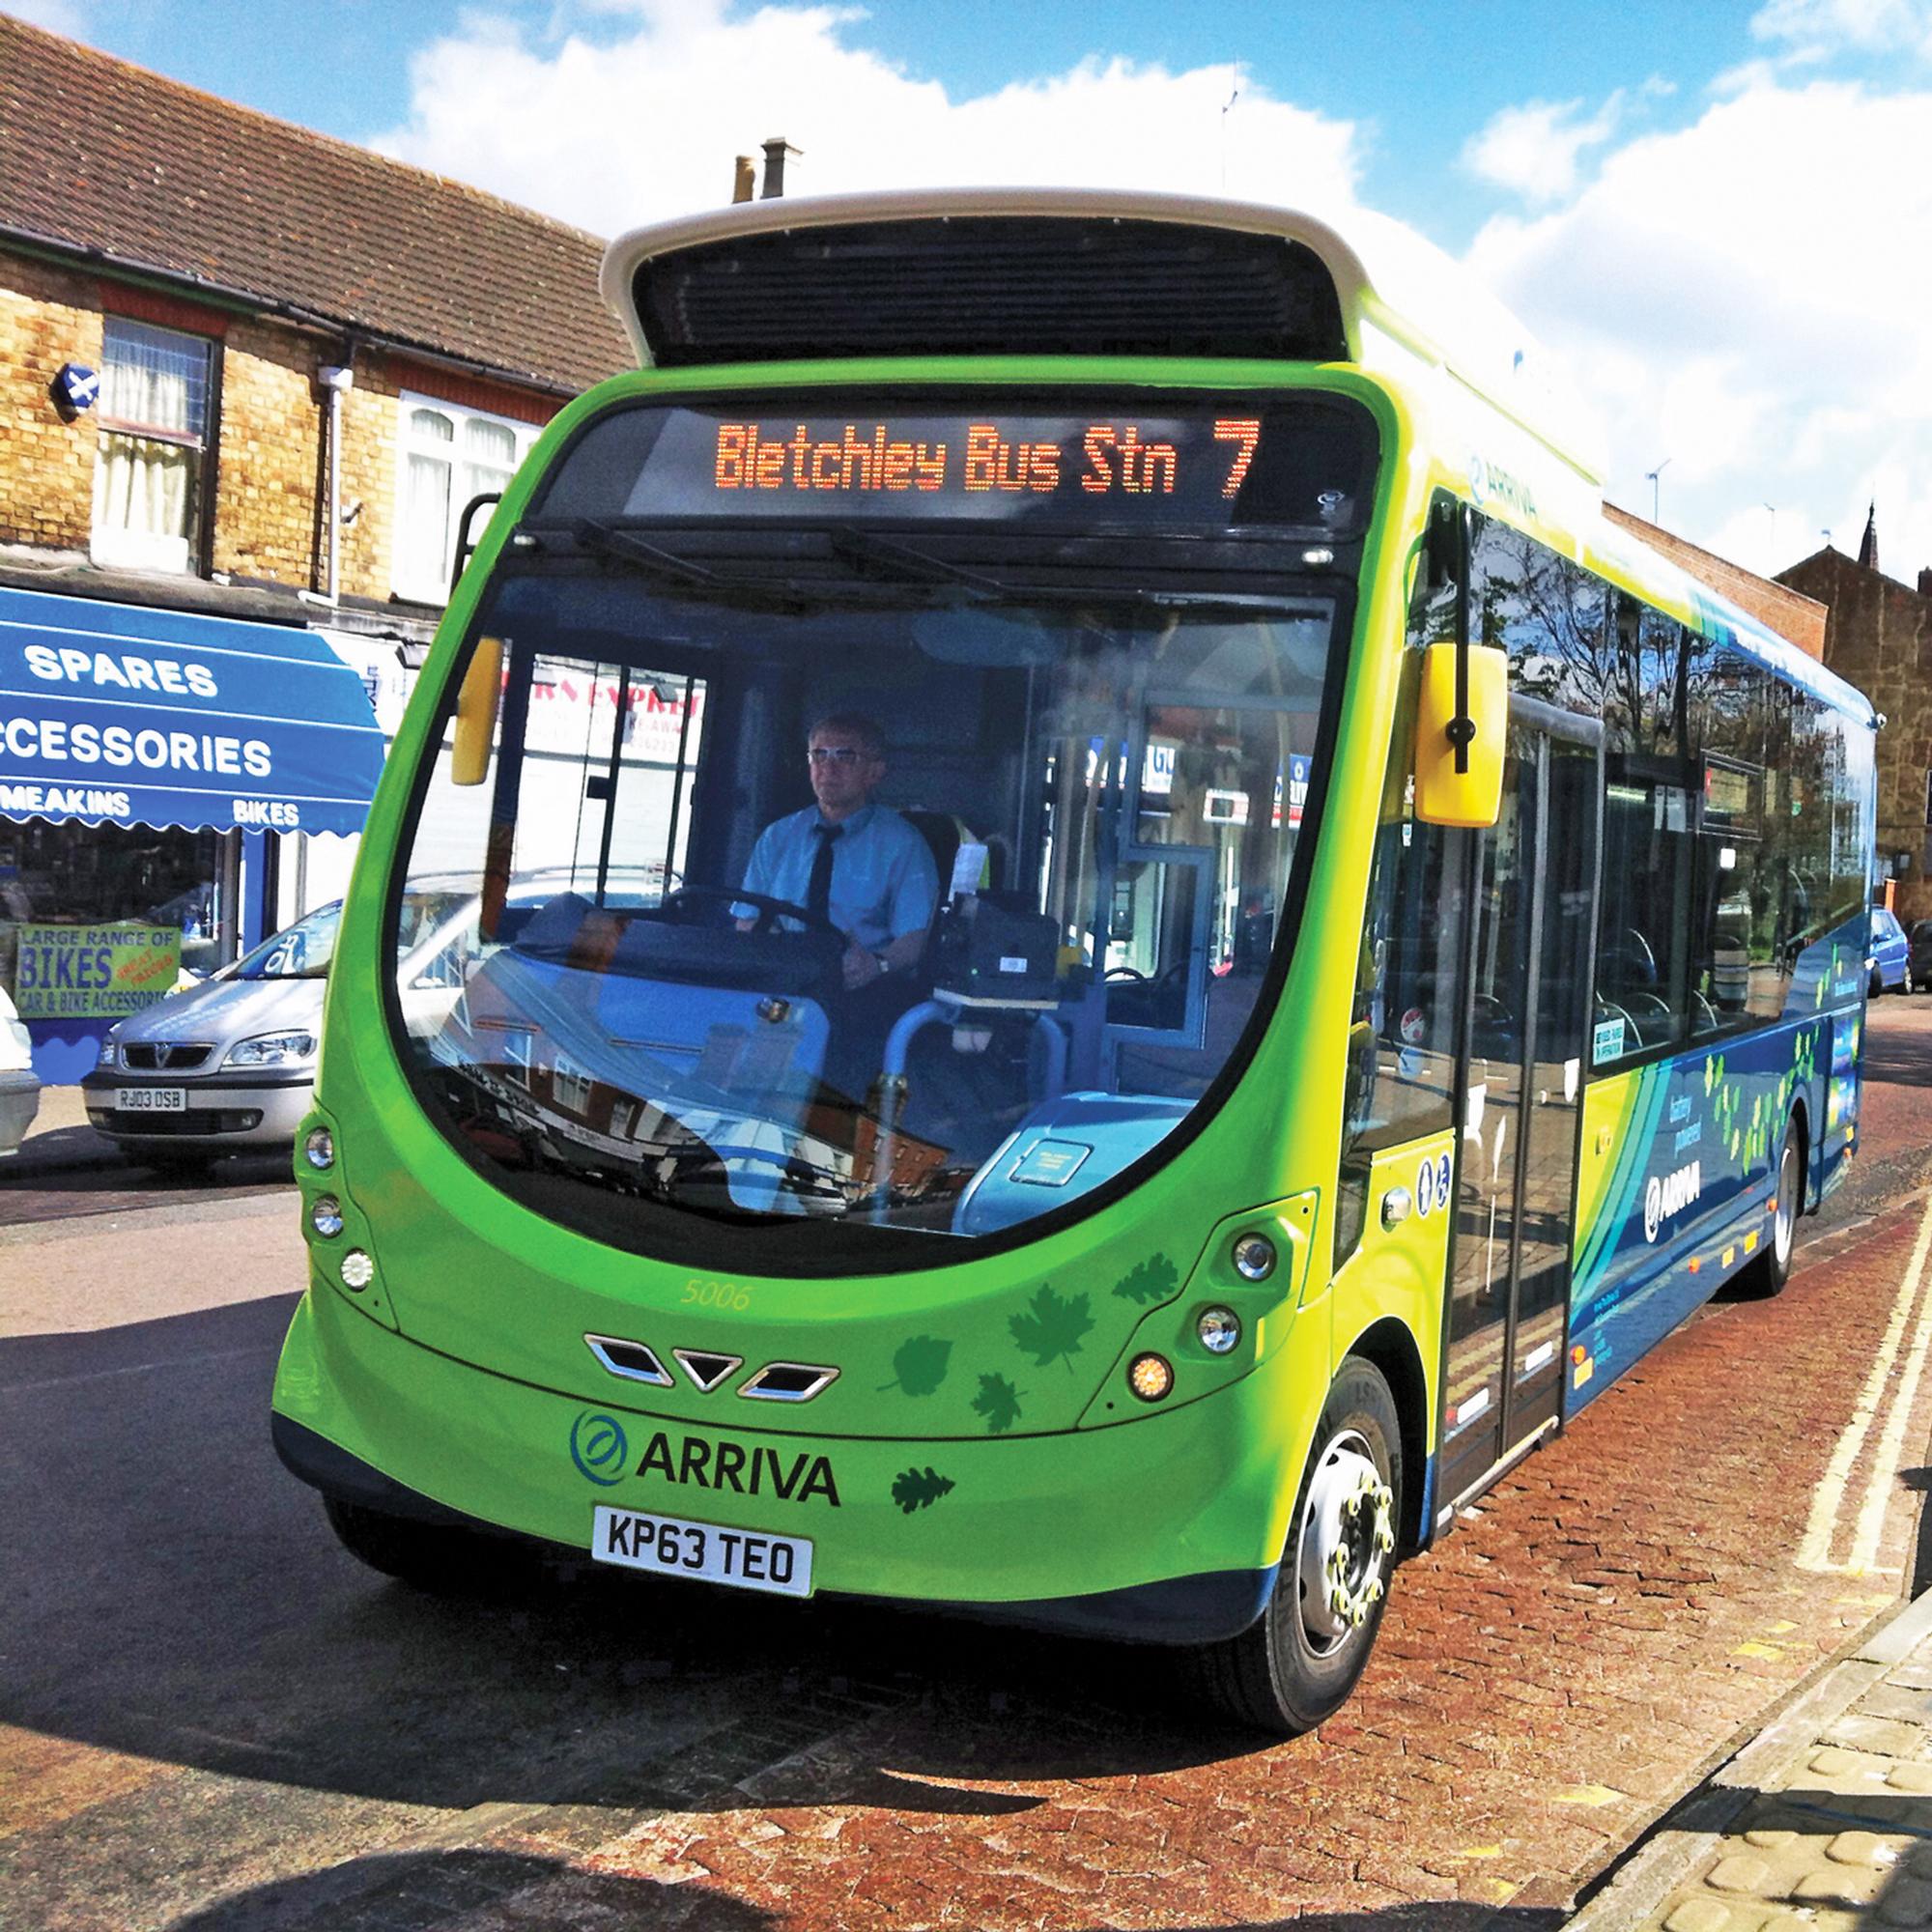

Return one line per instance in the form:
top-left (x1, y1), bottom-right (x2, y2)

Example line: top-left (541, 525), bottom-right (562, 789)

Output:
top-left (1797, 1191), bottom-right (1932, 1575)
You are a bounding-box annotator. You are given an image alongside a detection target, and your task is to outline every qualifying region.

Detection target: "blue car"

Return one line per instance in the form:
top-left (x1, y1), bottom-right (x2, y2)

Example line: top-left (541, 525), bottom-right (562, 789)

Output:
top-left (1870, 906), bottom-right (1911, 995)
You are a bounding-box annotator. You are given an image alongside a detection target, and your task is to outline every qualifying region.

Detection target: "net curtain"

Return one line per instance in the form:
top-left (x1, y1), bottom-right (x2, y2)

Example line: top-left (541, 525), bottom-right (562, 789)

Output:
top-left (91, 320), bottom-right (207, 564)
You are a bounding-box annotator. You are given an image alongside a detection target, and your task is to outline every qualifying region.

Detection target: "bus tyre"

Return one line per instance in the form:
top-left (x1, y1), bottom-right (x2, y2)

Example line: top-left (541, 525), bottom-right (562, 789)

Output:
top-left (1193, 1357), bottom-right (1402, 1736)
top-left (1745, 1120), bottom-right (1804, 1296)
top-left (323, 1493), bottom-right (521, 1596)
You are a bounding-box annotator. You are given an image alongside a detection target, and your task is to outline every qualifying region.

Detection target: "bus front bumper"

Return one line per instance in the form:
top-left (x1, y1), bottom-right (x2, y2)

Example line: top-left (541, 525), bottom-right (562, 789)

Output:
top-left (271, 1284), bottom-right (1307, 1646)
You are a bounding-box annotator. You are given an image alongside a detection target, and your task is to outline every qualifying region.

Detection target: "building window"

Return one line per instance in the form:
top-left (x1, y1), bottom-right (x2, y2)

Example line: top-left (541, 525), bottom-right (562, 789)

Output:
top-left (92, 317), bottom-right (213, 573)
top-left (394, 395), bottom-right (537, 604)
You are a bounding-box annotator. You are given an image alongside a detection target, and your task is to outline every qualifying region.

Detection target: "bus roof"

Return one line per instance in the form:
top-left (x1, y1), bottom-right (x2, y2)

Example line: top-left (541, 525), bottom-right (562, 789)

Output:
top-left (600, 186), bottom-right (1606, 482)
top-left (600, 188), bottom-right (1872, 730)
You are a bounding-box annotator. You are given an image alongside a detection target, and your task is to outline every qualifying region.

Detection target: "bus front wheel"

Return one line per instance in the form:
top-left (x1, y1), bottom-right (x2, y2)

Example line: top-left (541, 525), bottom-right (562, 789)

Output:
top-left (1193, 1357), bottom-right (1403, 1736)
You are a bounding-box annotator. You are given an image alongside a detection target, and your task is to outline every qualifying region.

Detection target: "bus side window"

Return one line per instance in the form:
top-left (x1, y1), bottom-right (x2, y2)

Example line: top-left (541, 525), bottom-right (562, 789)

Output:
top-left (1594, 611), bottom-right (1697, 1065)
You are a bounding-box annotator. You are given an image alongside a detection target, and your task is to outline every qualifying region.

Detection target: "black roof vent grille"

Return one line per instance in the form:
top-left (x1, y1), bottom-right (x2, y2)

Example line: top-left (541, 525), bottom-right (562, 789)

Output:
top-left (632, 216), bottom-right (1349, 367)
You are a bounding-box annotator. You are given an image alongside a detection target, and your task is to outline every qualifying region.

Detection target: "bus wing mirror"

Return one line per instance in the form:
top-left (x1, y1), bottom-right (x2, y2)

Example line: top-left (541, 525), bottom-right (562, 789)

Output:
top-left (1414, 641), bottom-right (1507, 827)
top-left (450, 637), bottom-right (504, 786)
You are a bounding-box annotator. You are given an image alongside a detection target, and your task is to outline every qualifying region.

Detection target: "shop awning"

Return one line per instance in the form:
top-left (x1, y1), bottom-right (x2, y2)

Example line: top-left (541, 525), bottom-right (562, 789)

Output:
top-left (0, 585), bottom-right (386, 837)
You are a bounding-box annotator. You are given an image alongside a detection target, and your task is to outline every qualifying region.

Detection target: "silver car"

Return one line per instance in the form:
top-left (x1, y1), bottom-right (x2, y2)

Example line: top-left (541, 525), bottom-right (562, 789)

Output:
top-left (81, 899), bottom-right (342, 1170)
top-left (80, 889), bottom-right (475, 1171)
top-left (0, 982), bottom-right (42, 1157)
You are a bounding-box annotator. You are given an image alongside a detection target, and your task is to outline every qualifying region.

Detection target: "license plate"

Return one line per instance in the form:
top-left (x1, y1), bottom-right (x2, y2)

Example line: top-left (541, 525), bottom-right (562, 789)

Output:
top-left (116, 1086), bottom-right (187, 1112)
top-left (591, 1505), bottom-right (813, 1598)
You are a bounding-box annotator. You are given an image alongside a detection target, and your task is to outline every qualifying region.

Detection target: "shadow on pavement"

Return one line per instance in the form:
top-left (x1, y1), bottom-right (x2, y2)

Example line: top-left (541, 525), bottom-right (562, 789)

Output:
top-left (161, 1848), bottom-right (778, 1931)
top-left (0, 1295), bottom-right (1258, 1836)
top-left (157, 1851), bottom-right (1570, 1932)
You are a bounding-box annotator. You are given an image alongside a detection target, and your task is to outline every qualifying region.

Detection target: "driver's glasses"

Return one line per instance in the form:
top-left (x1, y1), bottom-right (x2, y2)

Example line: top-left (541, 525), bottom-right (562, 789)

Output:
top-left (807, 746), bottom-right (865, 765)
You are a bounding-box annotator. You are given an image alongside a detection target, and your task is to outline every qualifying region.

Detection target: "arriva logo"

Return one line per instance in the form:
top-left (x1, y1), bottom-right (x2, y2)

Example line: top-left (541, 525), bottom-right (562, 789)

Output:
top-left (1643, 1160), bottom-right (1702, 1242)
top-left (569, 1410), bottom-right (629, 1487)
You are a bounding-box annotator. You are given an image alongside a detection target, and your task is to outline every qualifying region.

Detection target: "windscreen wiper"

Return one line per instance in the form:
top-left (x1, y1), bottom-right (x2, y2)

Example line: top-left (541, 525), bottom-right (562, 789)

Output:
top-left (828, 529), bottom-right (1009, 594)
top-left (565, 519), bottom-right (724, 587)
top-left (827, 528), bottom-right (1322, 617)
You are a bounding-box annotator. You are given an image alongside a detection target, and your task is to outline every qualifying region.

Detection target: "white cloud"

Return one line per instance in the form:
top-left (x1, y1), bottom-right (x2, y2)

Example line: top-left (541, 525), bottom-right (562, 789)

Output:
top-left (1750, 0), bottom-right (1932, 56)
top-left (1466, 78), bottom-right (1932, 579)
top-left (371, 8), bottom-right (1931, 593)
top-left (1461, 94), bottom-right (1626, 204)
top-left (10, 0), bottom-right (91, 32)
top-left (371, 6), bottom-right (1365, 241)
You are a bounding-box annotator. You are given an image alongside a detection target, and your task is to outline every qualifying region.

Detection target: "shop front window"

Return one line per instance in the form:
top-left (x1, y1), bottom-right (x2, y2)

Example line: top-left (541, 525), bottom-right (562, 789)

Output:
top-left (0, 820), bottom-right (236, 1020)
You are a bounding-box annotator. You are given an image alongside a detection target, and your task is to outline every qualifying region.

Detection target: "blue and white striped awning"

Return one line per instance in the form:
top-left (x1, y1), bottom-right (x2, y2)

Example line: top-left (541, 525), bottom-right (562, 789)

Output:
top-left (0, 585), bottom-right (385, 836)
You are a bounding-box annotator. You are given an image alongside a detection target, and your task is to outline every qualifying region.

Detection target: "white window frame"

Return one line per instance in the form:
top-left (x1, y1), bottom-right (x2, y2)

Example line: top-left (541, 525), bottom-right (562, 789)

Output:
top-left (91, 316), bottom-right (214, 574)
top-left (392, 391), bottom-right (541, 606)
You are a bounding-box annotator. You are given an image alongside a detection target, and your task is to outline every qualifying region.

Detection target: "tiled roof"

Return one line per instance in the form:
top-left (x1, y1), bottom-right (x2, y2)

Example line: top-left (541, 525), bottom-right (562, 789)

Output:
top-left (0, 16), bottom-right (629, 395)
top-left (1605, 502), bottom-right (1829, 661)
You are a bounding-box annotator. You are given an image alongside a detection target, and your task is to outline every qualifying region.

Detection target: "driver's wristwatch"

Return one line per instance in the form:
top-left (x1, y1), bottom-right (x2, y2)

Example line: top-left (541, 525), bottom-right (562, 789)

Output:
top-left (872, 952), bottom-right (892, 977)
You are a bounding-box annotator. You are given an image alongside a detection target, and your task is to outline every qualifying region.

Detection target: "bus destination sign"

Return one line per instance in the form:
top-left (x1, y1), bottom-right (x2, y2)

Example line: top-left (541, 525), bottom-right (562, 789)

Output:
top-left (614, 406), bottom-right (1370, 530)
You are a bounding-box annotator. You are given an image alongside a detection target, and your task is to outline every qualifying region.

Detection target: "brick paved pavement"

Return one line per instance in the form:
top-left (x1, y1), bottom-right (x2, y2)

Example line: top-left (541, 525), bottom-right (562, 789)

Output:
top-left (9, 1002), bottom-right (1932, 1930)
top-left (1568, 1594), bottom-right (1932, 1932)
top-left (469, 1196), bottom-right (1931, 1932)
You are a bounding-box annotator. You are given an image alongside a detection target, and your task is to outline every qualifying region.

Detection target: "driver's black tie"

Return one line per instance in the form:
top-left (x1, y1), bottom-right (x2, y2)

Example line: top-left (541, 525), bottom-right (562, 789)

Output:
top-left (806, 822), bottom-right (842, 923)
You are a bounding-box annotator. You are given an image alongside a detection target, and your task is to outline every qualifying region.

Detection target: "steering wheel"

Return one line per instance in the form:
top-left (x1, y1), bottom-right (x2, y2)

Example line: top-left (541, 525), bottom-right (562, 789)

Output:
top-left (660, 886), bottom-right (847, 942)
top-left (1104, 966), bottom-right (1149, 982)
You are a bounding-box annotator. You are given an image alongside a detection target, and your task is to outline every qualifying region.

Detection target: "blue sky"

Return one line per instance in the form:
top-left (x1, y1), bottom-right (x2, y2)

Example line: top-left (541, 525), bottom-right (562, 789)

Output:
top-left (35, 1), bottom-right (1786, 246)
top-left (15, 0), bottom-right (1932, 577)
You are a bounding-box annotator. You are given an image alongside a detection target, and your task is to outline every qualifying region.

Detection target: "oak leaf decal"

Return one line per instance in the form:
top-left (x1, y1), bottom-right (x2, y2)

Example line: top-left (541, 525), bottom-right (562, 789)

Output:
top-left (1112, 1255), bottom-right (1178, 1305)
top-left (892, 1466), bottom-right (956, 1513)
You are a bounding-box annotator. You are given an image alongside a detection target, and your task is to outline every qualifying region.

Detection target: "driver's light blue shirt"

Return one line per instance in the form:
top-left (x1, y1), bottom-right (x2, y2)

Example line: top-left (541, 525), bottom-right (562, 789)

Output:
top-left (734, 803), bottom-right (938, 952)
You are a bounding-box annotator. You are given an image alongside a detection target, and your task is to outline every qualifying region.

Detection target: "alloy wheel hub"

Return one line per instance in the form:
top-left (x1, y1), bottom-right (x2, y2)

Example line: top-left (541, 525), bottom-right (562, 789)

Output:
top-left (1297, 1435), bottom-right (1395, 1651)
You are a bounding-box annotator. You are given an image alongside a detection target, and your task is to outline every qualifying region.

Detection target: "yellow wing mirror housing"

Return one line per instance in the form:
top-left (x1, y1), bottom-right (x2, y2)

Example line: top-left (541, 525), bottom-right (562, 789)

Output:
top-left (1414, 640), bottom-right (1507, 827)
top-left (450, 637), bottom-right (504, 786)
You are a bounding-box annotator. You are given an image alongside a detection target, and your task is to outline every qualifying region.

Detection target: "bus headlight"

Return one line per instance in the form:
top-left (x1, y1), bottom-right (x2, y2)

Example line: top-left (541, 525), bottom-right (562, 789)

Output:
top-left (303, 1125), bottom-right (335, 1171)
top-left (309, 1195), bottom-right (344, 1238)
top-left (340, 1250), bottom-right (376, 1292)
top-left (1128, 1353), bottom-right (1175, 1402)
top-left (1197, 1307), bottom-right (1241, 1354)
top-left (1232, 1234), bottom-right (1276, 1281)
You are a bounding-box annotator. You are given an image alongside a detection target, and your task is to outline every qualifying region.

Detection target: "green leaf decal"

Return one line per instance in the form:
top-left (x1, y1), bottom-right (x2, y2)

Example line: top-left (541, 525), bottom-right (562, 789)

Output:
top-left (1009, 1284), bottom-right (1094, 1370)
top-left (879, 1334), bottom-right (952, 1396)
top-left (1113, 1255), bottom-right (1179, 1305)
top-left (972, 1372), bottom-right (1024, 1435)
top-left (892, 1465), bottom-right (955, 1513)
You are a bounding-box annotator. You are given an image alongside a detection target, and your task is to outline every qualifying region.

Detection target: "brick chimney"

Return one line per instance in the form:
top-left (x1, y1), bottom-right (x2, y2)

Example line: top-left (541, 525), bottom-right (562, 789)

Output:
top-left (1919, 567), bottom-right (1932, 599)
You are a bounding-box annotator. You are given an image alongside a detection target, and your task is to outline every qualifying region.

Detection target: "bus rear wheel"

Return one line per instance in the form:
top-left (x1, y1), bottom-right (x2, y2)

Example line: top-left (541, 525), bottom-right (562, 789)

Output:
top-left (1192, 1357), bottom-right (1403, 1736)
top-left (1743, 1120), bottom-right (1804, 1296)
top-left (323, 1493), bottom-right (528, 1596)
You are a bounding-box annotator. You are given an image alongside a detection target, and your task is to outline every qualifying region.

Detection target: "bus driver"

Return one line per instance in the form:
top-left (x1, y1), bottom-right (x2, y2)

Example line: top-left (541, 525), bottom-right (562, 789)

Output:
top-left (734, 712), bottom-right (939, 995)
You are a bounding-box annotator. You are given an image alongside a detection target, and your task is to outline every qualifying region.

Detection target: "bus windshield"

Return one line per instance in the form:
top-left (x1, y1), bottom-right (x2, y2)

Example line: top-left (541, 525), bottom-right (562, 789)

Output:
top-left (387, 395), bottom-right (1370, 1266)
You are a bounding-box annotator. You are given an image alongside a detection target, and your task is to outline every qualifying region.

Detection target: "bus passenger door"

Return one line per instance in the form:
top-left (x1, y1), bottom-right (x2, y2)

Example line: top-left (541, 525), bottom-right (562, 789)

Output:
top-left (1437, 701), bottom-right (1602, 1516)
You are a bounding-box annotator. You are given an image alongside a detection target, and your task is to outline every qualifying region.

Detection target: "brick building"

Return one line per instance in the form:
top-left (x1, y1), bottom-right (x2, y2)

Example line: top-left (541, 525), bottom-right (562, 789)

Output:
top-left (1778, 526), bottom-right (1932, 923)
top-left (0, 16), bottom-right (627, 1079)
top-left (1605, 503), bottom-right (1827, 661)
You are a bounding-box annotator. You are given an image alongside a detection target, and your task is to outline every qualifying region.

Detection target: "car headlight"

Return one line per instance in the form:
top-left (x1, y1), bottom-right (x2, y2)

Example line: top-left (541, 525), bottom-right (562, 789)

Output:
top-left (224, 1030), bottom-right (319, 1068)
top-left (97, 1025), bottom-right (122, 1069)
